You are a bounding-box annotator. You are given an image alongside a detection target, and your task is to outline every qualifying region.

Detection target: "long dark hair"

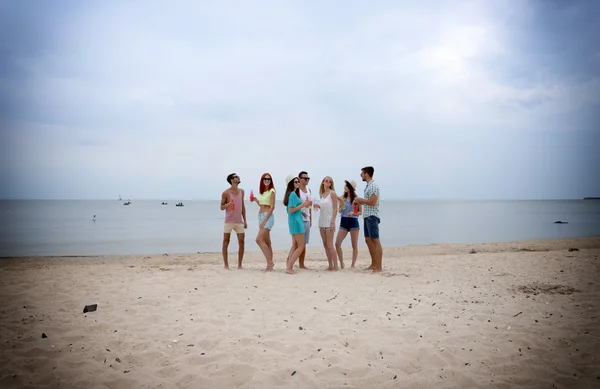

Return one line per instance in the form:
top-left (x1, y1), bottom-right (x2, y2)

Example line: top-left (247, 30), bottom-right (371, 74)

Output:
top-left (283, 178), bottom-right (299, 206)
top-left (343, 180), bottom-right (357, 203)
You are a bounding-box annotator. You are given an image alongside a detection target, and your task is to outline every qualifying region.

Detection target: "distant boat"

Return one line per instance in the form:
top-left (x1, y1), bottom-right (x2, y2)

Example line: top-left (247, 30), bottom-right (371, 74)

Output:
top-left (119, 194), bottom-right (122, 201)
top-left (583, 197), bottom-right (600, 200)
top-left (175, 202), bottom-right (184, 207)
top-left (123, 201), bottom-right (131, 206)
top-left (161, 202), bottom-right (168, 205)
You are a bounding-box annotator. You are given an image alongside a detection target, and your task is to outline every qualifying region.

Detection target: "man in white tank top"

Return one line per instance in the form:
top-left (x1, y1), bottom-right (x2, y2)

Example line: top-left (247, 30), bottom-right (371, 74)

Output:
top-left (298, 171), bottom-right (312, 269)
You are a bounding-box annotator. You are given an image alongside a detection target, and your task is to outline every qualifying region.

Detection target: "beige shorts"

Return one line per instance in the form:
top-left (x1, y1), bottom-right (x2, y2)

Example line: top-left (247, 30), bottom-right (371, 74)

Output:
top-left (224, 223), bottom-right (245, 234)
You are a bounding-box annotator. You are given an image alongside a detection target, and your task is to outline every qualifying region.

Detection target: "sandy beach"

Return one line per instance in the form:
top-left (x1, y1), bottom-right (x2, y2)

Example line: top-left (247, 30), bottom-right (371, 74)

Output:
top-left (1, 237), bottom-right (599, 388)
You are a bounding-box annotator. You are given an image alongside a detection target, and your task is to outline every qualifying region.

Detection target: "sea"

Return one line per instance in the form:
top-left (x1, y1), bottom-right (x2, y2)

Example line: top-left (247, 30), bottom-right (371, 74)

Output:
top-left (1, 200), bottom-right (599, 257)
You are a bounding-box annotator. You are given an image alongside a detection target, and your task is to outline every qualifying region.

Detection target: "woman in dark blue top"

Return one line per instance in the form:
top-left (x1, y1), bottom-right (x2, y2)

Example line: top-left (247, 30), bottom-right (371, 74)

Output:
top-left (335, 180), bottom-right (362, 268)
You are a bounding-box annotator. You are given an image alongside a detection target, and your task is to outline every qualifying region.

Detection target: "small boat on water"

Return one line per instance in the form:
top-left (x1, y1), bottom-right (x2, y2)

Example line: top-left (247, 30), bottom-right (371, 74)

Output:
top-left (175, 202), bottom-right (184, 207)
top-left (161, 202), bottom-right (168, 205)
top-left (123, 201), bottom-right (131, 205)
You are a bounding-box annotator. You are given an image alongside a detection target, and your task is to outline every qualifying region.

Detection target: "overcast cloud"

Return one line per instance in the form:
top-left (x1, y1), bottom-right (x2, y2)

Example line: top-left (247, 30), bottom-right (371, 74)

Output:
top-left (1, 0), bottom-right (599, 200)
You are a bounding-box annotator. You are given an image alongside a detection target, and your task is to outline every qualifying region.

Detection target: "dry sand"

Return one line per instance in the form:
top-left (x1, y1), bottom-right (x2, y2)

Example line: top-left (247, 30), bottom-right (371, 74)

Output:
top-left (1, 237), bottom-right (599, 388)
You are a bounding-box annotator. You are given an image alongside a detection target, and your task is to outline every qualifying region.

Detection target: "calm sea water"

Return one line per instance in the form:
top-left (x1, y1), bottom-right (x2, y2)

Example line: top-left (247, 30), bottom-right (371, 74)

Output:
top-left (1, 200), bottom-right (599, 257)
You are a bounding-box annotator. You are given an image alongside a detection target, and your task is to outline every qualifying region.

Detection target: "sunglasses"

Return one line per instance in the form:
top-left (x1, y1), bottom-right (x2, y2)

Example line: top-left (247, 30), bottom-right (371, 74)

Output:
top-left (293, 180), bottom-right (299, 184)
top-left (301, 177), bottom-right (310, 181)
top-left (263, 177), bottom-right (272, 181)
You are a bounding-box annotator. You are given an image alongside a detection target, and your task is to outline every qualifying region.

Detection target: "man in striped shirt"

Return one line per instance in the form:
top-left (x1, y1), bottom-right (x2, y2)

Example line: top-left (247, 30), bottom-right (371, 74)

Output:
top-left (353, 166), bottom-right (383, 272)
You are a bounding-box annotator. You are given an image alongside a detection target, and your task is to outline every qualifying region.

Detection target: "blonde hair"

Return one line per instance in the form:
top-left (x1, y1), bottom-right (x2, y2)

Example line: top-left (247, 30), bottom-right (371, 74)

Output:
top-left (319, 176), bottom-right (336, 196)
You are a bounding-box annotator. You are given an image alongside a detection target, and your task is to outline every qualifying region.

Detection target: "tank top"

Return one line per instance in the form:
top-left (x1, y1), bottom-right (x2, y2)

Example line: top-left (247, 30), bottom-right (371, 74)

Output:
top-left (318, 192), bottom-right (335, 228)
top-left (299, 188), bottom-right (312, 222)
top-left (225, 190), bottom-right (243, 223)
top-left (340, 199), bottom-right (358, 218)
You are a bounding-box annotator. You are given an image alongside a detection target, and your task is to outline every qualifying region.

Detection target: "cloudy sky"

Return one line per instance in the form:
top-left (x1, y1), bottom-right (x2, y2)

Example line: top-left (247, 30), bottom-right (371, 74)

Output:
top-left (1, 0), bottom-right (599, 200)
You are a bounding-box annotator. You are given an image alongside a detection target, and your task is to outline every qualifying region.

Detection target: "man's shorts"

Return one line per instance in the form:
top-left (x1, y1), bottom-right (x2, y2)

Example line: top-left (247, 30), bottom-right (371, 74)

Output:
top-left (304, 221), bottom-right (311, 244)
top-left (364, 216), bottom-right (380, 239)
top-left (224, 223), bottom-right (245, 234)
top-left (258, 212), bottom-right (275, 230)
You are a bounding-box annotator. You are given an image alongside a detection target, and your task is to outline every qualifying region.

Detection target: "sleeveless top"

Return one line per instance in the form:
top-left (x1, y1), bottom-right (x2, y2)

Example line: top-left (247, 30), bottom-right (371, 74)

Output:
top-left (258, 188), bottom-right (275, 206)
top-left (318, 192), bottom-right (335, 228)
top-left (340, 199), bottom-right (358, 218)
top-left (299, 188), bottom-right (312, 222)
top-left (225, 190), bottom-right (243, 223)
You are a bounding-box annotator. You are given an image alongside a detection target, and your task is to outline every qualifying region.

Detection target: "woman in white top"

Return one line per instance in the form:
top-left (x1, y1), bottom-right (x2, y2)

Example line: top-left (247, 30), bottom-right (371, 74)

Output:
top-left (317, 176), bottom-right (339, 270)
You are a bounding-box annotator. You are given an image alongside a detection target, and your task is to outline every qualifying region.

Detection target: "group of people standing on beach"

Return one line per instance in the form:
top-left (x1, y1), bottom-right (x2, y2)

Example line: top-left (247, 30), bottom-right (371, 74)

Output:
top-left (220, 167), bottom-right (383, 274)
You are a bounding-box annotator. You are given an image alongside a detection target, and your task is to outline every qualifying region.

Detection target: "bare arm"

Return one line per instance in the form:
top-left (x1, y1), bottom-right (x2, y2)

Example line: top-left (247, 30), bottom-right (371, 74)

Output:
top-left (220, 191), bottom-right (230, 210)
top-left (289, 193), bottom-right (310, 213)
top-left (330, 191), bottom-right (337, 228)
top-left (289, 205), bottom-right (303, 213)
top-left (261, 191), bottom-right (276, 218)
top-left (364, 194), bottom-right (378, 206)
top-left (241, 189), bottom-right (247, 227)
top-left (290, 200), bottom-right (308, 213)
top-left (354, 194), bottom-right (378, 206)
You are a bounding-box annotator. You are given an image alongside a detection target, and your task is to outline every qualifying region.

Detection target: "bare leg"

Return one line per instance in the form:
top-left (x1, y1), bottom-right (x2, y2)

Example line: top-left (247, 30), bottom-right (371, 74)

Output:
top-left (236, 233), bottom-right (245, 269)
top-left (373, 238), bottom-right (383, 272)
top-left (299, 222), bottom-right (310, 269)
top-left (289, 238), bottom-right (297, 268)
top-left (287, 234), bottom-right (305, 274)
top-left (265, 234), bottom-right (274, 268)
top-left (286, 244), bottom-right (293, 264)
top-left (320, 228), bottom-right (333, 270)
top-left (222, 233), bottom-right (231, 269)
top-left (326, 228), bottom-right (338, 270)
top-left (287, 237), bottom-right (298, 266)
top-left (256, 229), bottom-right (273, 271)
top-left (364, 238), bottom-right (375, 270)
top-left (299, 247), bottom-right (308, 269)
top-left (350, 229), bottom-right (359, 268)
top-left (335, 229), bottom-right (348, 269)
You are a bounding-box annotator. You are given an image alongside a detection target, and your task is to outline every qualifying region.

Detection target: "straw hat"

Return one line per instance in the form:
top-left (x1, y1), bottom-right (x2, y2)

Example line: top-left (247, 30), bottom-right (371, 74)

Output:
top-left (347, 180), bottom-right (357, 190)
top-left (286, 174), bottom-right (296, 186)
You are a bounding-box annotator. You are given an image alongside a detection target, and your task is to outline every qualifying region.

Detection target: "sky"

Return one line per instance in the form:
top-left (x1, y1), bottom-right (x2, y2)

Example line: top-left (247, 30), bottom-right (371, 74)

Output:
top-left (1, 0), bottom-right (599, 200)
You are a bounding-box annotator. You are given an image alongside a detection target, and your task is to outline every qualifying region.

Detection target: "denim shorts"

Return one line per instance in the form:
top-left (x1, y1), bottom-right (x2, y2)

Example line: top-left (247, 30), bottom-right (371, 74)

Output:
top-left (340, 216), bottom-right (359, 231)
top-left (364, 216), bottom-right (380, 239)
top-left (258, 212), bottom-right (275, 230)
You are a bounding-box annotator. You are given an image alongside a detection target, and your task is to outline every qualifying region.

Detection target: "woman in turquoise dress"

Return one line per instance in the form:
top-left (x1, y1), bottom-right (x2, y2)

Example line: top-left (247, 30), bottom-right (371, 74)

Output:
top-left (283, 174), bottom-right (310, 274)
